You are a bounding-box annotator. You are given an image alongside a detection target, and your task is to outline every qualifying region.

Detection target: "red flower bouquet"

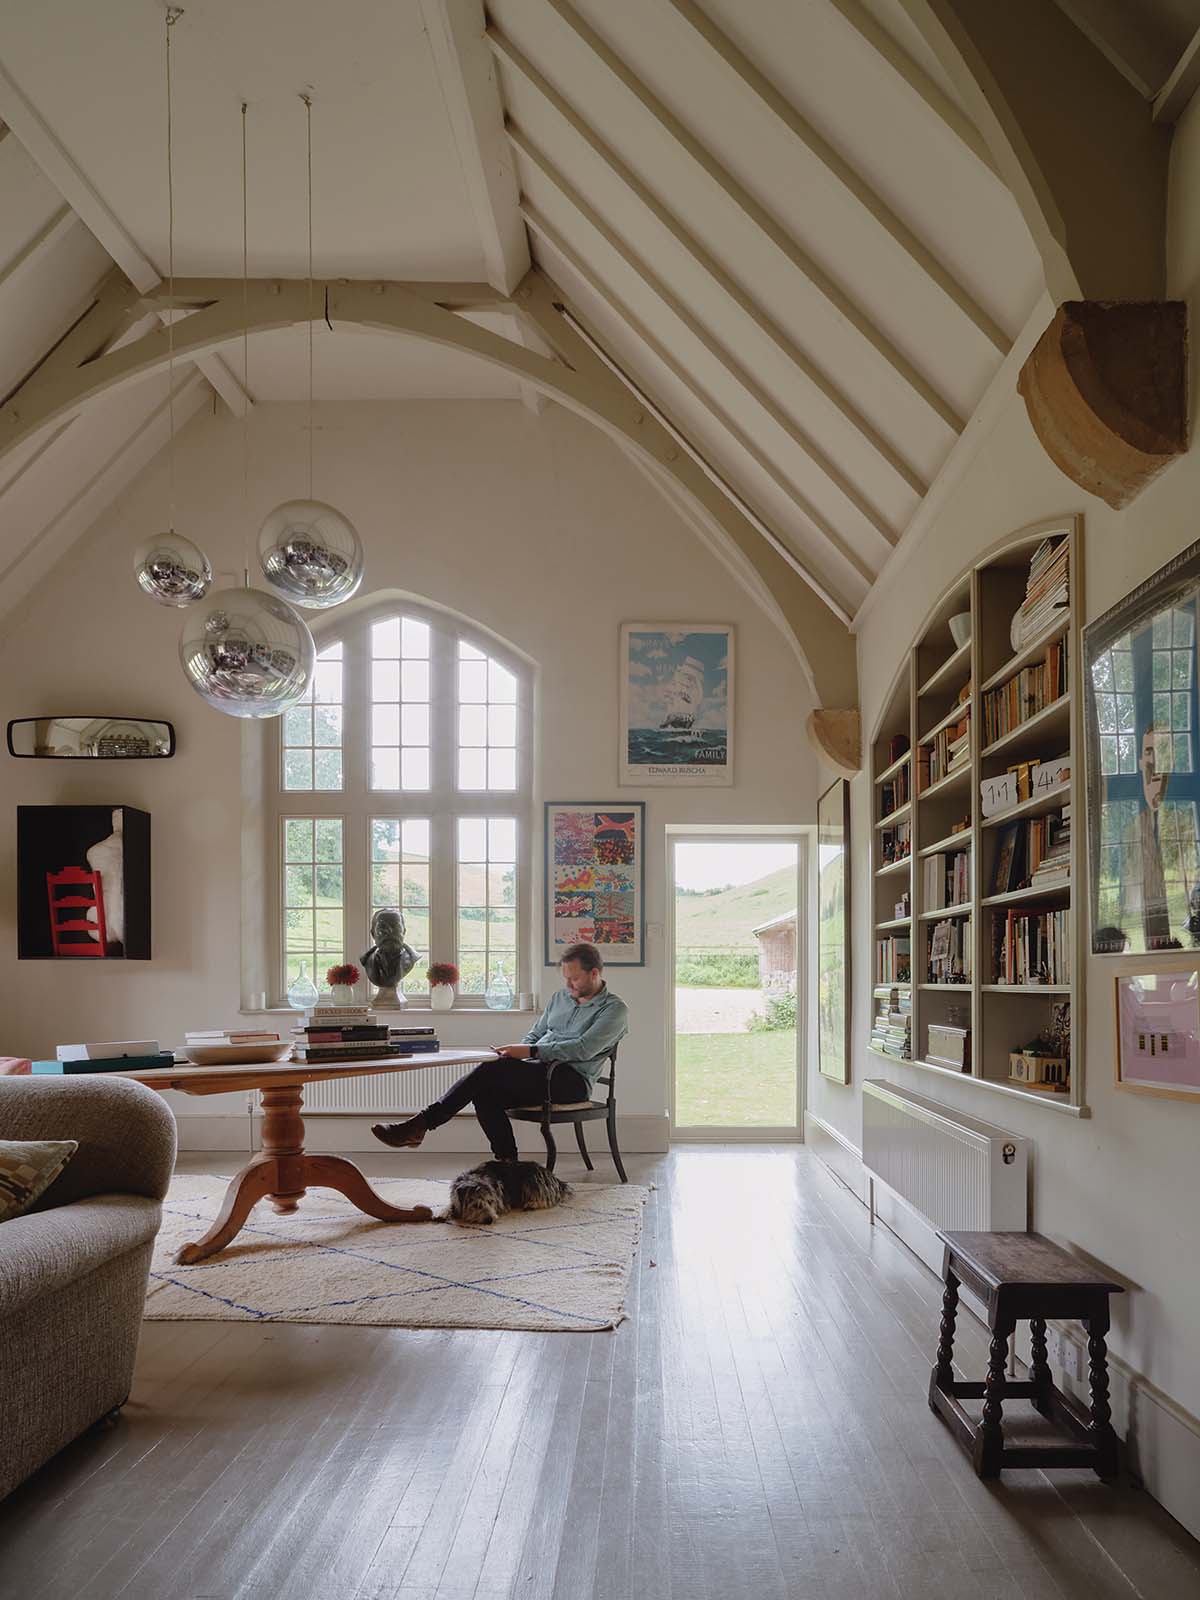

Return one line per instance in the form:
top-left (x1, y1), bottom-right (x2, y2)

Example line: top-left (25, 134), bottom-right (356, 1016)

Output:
top-left (326, 963), bottom-right (361, 987)
top-left (427, 962), bottom-right (460, 986)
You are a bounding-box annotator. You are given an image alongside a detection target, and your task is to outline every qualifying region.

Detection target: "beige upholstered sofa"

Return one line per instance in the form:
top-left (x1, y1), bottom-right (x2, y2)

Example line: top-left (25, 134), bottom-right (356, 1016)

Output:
top-left (0, 1074), bottom-right (176, 1500)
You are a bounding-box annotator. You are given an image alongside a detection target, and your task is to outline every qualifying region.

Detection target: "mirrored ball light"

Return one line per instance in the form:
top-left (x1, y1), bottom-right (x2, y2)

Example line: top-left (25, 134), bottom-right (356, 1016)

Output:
top-left (257, 498), bottom-right (364, 610)
top-left (134, 530), bottom-right (213, 607)
top-left (178, 587), bottom-right (315, 719)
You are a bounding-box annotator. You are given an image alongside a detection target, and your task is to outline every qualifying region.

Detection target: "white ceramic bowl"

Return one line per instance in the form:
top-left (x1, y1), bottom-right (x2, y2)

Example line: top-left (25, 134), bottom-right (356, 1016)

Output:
top-left (948, 612), bottom-right (971, 649)
top-left (180, 1041), bottom-right (293, 1067)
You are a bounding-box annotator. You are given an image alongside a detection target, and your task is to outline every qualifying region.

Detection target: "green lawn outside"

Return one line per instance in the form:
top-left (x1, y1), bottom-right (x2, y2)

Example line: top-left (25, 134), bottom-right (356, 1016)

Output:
top-left (674, 1029), bottom-right (797, 1127)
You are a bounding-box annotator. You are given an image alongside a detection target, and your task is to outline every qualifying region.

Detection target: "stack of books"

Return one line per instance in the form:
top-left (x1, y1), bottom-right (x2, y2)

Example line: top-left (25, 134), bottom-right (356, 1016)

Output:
top-left (1029, 804), bottom-right (1071, 889)
top-left (291, 1007), bottom-right (441, 1063)
top-left (1014, 538), bottom-right (1069, 649)
top-left (923, 851), bottom-right (969, 910)
top-left (982, 636), bottom-right (1068, 744)
top-left (870, 984), bottom-right (911, 1057)
top-left (36, 1040), bottom-right (175, 1074)
top-left (184, 1027), bottom-right (281, 1048)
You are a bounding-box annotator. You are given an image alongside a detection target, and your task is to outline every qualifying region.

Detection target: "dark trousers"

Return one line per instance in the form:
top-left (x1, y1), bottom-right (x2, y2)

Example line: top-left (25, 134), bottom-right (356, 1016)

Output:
top-left (422, 1058), bottom-right (590, 1161)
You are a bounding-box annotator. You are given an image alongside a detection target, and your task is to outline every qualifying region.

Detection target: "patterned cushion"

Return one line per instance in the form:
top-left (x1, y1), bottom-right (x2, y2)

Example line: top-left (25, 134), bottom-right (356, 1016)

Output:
top-left (0, 1139), bottom-right (78, 1223)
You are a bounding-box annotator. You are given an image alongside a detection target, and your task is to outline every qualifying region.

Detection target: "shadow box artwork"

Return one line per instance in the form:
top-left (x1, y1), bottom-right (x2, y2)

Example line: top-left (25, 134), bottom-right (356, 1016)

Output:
top-left (1114, 971), bottom-right (1200, 1100)
top-left (619, 624), bottom-right (733, 786)
top-left (1084, 535), bottom-right (1200, 955)
top-left (17, 806), bottom-right (151, 960)
top-left (817, 779), bottom-right (851, 1084)
top-left (544, 802), bottom-right (645, 966)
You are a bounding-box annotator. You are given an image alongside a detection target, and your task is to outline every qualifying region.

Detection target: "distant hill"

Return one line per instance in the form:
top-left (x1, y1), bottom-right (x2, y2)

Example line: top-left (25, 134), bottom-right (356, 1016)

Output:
top-left (674, 866), bottom-right (795, 948)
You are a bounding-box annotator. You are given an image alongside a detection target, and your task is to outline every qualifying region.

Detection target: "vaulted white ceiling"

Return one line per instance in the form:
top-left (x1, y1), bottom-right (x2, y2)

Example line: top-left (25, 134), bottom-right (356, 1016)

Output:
top-left (1, 0), bottom-right (1198, 633)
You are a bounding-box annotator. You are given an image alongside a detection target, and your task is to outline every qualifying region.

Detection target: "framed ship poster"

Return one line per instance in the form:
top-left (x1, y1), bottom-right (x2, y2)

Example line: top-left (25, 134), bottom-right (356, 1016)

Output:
top-left (619, 624), bottom-right (733, 786)
top-left (544, 802), bottom-right (646, 966)
top-left (817, 780), bottom-right (851, 1083)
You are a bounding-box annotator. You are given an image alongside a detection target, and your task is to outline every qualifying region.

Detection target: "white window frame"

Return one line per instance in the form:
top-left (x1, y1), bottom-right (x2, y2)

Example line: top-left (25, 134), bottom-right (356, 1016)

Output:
top-left (264, 597), bottom-right (533, 1009)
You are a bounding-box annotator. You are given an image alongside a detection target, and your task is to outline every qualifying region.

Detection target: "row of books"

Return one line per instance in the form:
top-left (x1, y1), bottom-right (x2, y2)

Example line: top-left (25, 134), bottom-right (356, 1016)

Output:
top-left (989, 806), bottom-right (1071, 896)
top-left (880, 817), bottom-right (911, 864)
top-left (880, 762), bottom-right (911, 817)
top-left (875, 935), bottom-right (911, 984)
top-left (982, 637), bottom-right (1068, 746)
top-left (869, 984), bottom-right (912, 1059)
top-left (290, 1006), bottom-right (441, 1063)
top-left (922, 851), bottom-right (969, 910)
top-left (927, 916), bottom-right (971, 983)
top-left (920, 713), bottom-right (970, 789)
top-left (991, 907), bottom-right (1070, 986)
top-left (1013, 537), bottom-right (1068, 649)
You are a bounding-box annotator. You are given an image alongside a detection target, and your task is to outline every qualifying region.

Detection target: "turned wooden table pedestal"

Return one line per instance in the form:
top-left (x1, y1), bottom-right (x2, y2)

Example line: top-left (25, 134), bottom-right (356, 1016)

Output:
top-left (928, 1230), bottom-right (1124, 1481)
top-left (125, 1049), bottom-right (491, 1265)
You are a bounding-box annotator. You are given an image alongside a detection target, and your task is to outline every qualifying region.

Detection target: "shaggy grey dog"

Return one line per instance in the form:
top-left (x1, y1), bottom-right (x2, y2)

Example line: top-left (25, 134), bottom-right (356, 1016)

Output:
top-left (443, 1160), bottom-right (572, 1226)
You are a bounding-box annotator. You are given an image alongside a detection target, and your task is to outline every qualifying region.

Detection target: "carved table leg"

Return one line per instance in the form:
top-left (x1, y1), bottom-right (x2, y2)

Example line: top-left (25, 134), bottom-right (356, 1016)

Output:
top-left (175, 1158), bottom-right (279, 1265)
top-left (929, 1271), bottom-right (960, 1411)
top-left (305, 1154), bottom-right (434, 1223)
top-left (259, 1085), bottom-right (307, 1213)
top-left (974, 1321), bottom-right (1011, 1478)
top-left (1086, 1308), bottom-right (1119, 1482)
top-left (1029, 1316), bottom-right (1053, 1415)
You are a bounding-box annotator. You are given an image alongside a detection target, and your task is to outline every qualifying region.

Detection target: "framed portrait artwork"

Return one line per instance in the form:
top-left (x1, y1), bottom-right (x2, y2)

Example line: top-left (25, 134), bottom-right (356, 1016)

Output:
top-left (1085, 536), bottom-right (1200, 955)
top-left (619, 624), bottom-right (733, 786)
top-left (544, 802), bottom-right (646, 966)
top-left (1114, 970), bottom-right (1200, 1100)
top-left (817, 779), bottom-right (851, 1084)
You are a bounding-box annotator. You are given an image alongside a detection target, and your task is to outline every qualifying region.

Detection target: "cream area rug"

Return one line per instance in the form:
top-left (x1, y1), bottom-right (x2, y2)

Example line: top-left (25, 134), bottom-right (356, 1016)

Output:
top-left (144, 1173), bottom-right (650, 1332)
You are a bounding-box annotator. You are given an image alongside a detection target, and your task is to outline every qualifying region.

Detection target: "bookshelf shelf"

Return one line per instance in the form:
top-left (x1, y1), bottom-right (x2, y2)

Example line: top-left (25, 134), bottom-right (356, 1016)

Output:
top-left (980, 693), bottom-right (1070, 761)
top-left (875, 749), bottom-right (911, 786)
top-left (867, 516), bottom-right (1084, 1111)
top-left (918, 639), bottom-right (971, 698)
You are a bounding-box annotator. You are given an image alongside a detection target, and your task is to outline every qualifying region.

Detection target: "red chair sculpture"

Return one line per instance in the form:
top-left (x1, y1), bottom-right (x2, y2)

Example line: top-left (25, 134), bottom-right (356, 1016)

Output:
top-left (46, 867), bottom-right (109, 957)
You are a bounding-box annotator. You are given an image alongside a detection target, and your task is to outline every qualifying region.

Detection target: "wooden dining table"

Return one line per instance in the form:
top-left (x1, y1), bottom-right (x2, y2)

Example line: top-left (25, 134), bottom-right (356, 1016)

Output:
top-left (124, 1049), bottom-right (493, 1264)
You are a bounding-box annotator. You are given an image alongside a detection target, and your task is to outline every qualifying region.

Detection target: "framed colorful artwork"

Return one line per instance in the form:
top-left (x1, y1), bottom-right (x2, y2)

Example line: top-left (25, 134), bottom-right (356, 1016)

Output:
top-left (544, 802), bottom-right (646, 966)
top-left (619, 624), bottom-right (733, 786)
top-left (817, 779), bottom-right (851, 1084)
top-left (1084, 535), bottom-right (1200, 955)
top-left (1114, 970), bottom-right (1200, 1100)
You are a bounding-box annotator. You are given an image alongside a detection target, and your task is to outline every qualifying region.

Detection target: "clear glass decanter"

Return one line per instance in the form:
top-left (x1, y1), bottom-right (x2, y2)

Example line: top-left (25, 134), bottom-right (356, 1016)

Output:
top-left (287, 959), bottom-right (320, 1011)
top-left (484, 964), bottom-right (514, 1011)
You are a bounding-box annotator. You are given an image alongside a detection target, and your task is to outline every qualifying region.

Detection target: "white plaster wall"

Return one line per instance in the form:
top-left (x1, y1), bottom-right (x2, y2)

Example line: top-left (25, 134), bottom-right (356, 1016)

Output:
top-left (0, 399), bottom-right (817, 1128)
top-left (812, 89), bottom-right (1200, 1434)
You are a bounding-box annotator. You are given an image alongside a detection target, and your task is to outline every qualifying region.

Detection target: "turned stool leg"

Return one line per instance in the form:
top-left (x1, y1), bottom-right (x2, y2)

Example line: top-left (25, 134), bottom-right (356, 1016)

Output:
top-left (974, 1321), bottom-right (1012, 1478)
top-left (1029, 1316), bottom-right (1053, 1416)
top-left (1086, 1307), bottom-right (1119, 1482)
top-left (929, 1271), bottom-right (960, 1410)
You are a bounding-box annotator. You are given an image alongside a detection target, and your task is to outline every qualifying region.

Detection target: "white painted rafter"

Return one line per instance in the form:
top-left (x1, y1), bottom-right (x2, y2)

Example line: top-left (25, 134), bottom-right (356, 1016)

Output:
top-left (538, 0), bottom-right (965, 433)
top-left (0, 204), bottom-right (78, 294)
top-left (487, 22), bottom-right (926, 498)
top-left (664, 0), bottom-right (1009, 354)
top-left (510, 127), bottom-right (895, 562)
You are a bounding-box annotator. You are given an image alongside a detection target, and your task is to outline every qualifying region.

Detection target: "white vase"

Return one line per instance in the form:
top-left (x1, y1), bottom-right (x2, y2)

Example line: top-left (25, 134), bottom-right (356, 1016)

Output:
top-left (430, 983), bottom-right (455, 1012)
top-left (331, 983), bottom-right (356, 1007)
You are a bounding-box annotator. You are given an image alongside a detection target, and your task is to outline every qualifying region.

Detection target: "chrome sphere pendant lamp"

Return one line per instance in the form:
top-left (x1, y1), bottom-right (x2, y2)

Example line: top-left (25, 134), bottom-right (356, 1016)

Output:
top-left (258, 92), bottom-right (363, 610)
top-left (179, 99), bottom-right (314, 719)
top-left (134, 7), bottom-right (213, 608)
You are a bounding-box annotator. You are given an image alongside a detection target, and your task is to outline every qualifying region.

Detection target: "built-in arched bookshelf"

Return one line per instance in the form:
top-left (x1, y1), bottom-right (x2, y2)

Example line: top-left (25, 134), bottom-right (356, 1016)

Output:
top-left (869, 516), bottom-right (1087, 1114)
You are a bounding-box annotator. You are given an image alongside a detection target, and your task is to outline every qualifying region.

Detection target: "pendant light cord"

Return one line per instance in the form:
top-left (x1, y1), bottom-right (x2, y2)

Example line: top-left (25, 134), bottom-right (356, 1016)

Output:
top-left (241, 99), bottom-right (251, 587)
top-left (164, 7), bottom-right (183, 534)
top-left (301, 92), bottom-right (314, 501)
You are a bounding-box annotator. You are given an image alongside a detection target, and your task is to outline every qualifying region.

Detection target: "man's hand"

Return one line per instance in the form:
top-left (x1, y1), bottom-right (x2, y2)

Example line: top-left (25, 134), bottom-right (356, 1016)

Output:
top-left (493, 1045), bottom-right (530, 1059)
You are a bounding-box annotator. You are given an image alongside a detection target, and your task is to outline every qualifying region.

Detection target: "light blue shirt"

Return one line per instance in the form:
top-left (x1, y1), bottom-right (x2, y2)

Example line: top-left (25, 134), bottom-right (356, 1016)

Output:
top-left (521, 983), bottom-right (629, 1087)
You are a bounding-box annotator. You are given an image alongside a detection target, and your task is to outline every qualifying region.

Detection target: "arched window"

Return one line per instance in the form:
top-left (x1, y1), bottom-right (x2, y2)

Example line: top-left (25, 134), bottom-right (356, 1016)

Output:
top-left (268, 601), bottom-right (530, 1005)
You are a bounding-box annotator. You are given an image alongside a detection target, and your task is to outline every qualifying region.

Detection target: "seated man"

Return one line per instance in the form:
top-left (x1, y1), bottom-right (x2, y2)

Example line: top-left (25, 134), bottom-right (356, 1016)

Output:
top-left (372, 942), bottom-right (627, 1160)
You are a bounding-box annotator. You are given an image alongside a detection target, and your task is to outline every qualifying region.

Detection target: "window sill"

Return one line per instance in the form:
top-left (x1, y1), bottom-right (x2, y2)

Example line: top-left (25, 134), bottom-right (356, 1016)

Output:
top-left (245, 1005), bottom-right (537, 1018)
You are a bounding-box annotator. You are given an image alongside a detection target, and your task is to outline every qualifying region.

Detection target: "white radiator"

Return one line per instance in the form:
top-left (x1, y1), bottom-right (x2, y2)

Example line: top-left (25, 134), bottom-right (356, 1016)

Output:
top-left (304, 1062), bottom-right (465, 1114)
top-left (862, 1079), bottom-right (1028, 1232)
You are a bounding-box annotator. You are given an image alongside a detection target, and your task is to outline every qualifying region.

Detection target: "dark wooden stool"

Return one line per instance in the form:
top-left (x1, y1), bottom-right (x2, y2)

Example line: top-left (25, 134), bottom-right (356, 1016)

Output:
top-left (928, 1231), bottom-right (1123, 1481)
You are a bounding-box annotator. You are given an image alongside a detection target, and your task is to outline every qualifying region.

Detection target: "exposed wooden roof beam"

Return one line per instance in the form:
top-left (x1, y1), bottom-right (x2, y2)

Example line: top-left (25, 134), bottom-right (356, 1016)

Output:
top-left (665, 0), bottom-right (1008, 353)
top-left (0, 205), bottom-right (78, 295)
top-left (511, 126), bottom-right (896, 561)
top-left (488, 23), bottom-right (925, 499)
top-left (522, 197), bottom-right (873, 597)
top-left (0, 54), bottom-right (251, 418)
top-left (538, 0), bottom-right (965, 433)
top-left (824, 0), bottom-right (1000, 179)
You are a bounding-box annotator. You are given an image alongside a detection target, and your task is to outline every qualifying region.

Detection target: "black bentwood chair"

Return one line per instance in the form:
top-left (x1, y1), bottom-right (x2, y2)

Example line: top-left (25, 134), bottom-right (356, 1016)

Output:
top-left (509, 1044), bottom-right (628, 1183)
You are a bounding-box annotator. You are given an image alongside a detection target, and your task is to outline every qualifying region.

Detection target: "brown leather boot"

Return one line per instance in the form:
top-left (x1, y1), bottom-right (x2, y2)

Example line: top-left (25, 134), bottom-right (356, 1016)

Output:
top-left (371, 1112), bottom-right (428, 1148)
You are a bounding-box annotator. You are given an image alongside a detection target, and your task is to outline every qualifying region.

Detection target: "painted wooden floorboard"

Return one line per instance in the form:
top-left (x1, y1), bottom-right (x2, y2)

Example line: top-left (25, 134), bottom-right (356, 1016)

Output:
top-left (1, 1147), bottom-right (1198, 1600)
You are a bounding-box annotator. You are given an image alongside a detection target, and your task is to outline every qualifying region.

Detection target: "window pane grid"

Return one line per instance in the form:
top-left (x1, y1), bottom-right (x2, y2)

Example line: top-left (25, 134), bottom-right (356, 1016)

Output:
top-left (283, 816), bottom-right (344, 993)
top-left (370, 816), bottom-right (431, 995)
top-left (457, 816), bottom-right (517, 993)
top-left (283, 641), bottom-right (344, 791)
top-left (458, 640), bottom-right (518, 791)
top-left (372, 615), bottom-right (431, 791)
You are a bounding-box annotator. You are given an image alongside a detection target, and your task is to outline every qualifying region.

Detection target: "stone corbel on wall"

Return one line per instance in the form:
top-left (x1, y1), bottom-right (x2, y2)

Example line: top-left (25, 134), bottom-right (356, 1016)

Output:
top-left (806, 709), bottom-right (861, 777)
top-left (1018, 302), bottom-right (1187, 509)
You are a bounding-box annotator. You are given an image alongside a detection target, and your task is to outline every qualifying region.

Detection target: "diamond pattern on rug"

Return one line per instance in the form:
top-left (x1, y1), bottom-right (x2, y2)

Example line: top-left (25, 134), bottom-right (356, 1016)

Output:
top-left (145, 1173), bottom-right (649, 1331)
